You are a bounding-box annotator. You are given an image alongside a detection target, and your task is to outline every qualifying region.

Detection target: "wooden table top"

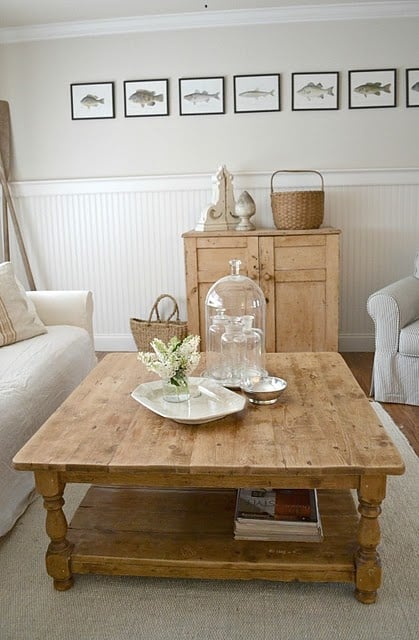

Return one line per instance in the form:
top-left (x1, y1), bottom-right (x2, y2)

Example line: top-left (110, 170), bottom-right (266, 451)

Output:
top-left (13, 352), bottom-right (405, 478)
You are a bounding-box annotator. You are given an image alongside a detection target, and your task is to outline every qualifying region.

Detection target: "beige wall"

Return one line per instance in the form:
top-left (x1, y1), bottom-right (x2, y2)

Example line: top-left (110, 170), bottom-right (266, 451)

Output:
top-left (1, 16), bottom-right (418, 181)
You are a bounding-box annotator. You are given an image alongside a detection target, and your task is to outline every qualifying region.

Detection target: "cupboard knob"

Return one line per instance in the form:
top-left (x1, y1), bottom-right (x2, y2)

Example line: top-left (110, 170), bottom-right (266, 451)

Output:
top-left (264, 273), bottom-right (272, 281)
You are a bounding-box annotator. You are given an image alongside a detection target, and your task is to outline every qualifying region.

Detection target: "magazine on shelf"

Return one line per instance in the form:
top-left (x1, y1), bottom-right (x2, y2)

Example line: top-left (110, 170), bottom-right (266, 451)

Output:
top-left (234, 488), bottom-right (323, 542)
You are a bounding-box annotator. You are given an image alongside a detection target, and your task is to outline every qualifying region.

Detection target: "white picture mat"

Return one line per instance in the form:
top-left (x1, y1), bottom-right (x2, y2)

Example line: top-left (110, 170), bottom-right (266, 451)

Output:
top-left (407, 69), bottom-right (419, 107)
top-left (179, 78), bottom-right (224, 115)
top-left (71, 83), bottom-right (114, 119)
top-left (234, 75), bottom-right (280, 112)
top-left (292, 73), bottom-right (338, 110)
top-left (124, 80), bottom-right (169, 116)
top-left (349, 70), bottom-right (396, 108)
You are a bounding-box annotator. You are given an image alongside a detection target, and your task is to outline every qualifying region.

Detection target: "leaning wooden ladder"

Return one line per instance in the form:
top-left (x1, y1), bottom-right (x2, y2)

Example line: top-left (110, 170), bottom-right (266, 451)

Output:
top-left (0, 100), bottom-right (36, 290)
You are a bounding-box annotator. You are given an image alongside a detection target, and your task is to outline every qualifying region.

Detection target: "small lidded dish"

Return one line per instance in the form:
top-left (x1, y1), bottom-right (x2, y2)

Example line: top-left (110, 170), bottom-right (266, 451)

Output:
top-left (241, 374), bottom-right (287, 405)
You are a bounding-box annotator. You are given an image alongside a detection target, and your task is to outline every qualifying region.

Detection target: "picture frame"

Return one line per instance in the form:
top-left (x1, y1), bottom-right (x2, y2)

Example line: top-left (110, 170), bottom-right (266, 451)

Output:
top-left (406, 68), bottom-right (419, 107)
top-left (70, 82), bottom-right (115, 120)
top-left (179, 77), bottom-right (225, 116)
top-left (292, 72), bottom-right (339, 111)
top-left (348, 69), bottom-right (397, 109)
top-left (233, 74), bottom-right (280, 113)
top-left (124, 79), bottom-right (169, 117)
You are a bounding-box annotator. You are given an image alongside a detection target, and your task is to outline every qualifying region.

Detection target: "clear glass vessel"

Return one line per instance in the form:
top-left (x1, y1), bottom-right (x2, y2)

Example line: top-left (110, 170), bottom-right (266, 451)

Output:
top-left (220, 317), bottom-right (246, 387)
top-left (206, 309), bottom-right (228, 382)
top-left (162, 375), bottom-right (190, 403)
top-left (205, 259), bottom-right (266, 385)
top-left (241, 314), bottom-right (264, 379)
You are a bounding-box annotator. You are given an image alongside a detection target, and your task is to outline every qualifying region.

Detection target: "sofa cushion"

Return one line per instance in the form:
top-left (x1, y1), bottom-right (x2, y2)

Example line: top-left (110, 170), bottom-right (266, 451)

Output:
top-left (0, 262), bottom-right (46, 347)
top-left (399, 319), bottom-right (419, 357)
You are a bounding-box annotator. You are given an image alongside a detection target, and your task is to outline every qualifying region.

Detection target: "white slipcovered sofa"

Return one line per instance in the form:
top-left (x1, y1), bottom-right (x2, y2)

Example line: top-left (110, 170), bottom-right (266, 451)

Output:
top-left (0, 283), bottom-right (97, 537)
top-left (367, 251), bottom-right (419, 406)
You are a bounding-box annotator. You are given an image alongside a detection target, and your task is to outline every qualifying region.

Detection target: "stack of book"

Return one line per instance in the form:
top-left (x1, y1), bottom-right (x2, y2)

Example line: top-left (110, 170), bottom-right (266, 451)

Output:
top-left (234, 488), bottom-right (323, 542)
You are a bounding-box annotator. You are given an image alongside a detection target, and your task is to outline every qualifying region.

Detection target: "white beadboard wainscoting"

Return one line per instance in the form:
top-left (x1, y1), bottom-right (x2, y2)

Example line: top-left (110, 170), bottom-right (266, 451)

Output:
top-left (4, 168), bottom-right (419, 352)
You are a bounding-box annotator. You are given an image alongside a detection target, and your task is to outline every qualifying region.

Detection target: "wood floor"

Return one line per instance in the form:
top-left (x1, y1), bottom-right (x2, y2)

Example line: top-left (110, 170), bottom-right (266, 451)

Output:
top-left (341, 352), bottom-right (419, 456)
top-left (97, 351), bottom-right (418, 456)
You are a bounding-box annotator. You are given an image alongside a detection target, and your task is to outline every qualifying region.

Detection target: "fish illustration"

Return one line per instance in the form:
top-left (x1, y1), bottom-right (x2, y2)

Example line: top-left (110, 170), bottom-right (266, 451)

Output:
top-left (239, 89), bottom-right (275, 99)
top-left (354, 82), bottom-right (391, 97)
top-left (184, 90), bottom-right (220, 104)
top-left (411, 81), bottom-right (419, 92)
top-left (129, 90), bottom-right (164, 107)
top-left (80, 94), bottom-right (104, 108)
top-left (297, 82), bottom-right (334, 100)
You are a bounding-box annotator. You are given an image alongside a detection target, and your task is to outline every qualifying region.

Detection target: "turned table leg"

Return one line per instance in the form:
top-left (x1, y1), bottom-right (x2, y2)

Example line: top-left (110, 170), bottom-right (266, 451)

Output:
top-left (355, 475), bottom-right (386, 604)
top-left (35, 471), bottom-right (74, 591)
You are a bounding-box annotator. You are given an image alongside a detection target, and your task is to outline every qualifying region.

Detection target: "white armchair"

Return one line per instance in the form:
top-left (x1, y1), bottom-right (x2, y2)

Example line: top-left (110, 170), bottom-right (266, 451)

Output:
top-left (367, 252), bottom-right (419, 405)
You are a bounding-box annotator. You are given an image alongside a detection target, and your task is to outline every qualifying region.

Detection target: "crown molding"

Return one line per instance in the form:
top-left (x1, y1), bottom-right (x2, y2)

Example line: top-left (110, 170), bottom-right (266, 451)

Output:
top-left (1, 2), bottom-right (418, 44)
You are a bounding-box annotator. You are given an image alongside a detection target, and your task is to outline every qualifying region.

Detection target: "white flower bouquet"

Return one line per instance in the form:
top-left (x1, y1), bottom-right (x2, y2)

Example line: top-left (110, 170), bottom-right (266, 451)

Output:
top-left (138, 335), bottom-right (201, 387)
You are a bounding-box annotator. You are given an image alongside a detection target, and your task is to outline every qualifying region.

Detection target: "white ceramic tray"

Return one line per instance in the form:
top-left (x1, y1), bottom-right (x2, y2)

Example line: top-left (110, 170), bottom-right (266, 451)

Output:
top-left (131, 377), bottom-right (246, 424)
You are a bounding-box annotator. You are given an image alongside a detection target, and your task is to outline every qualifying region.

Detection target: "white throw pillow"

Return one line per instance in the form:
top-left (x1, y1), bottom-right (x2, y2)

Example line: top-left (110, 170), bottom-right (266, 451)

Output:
top-left (0, 262), bottom-right (46, 347)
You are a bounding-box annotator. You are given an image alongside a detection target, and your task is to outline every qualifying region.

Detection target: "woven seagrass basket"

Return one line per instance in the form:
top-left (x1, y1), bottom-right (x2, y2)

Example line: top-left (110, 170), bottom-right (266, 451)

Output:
top-left (270, 170), bottom-right (324, 230)
top-left (130, 294), bottom-right (188, 352)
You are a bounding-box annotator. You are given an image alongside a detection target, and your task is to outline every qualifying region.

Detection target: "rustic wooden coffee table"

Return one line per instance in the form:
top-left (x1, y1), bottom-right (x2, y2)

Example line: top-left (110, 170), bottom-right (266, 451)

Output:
top-left (13, 352), bottom-right (404, 603)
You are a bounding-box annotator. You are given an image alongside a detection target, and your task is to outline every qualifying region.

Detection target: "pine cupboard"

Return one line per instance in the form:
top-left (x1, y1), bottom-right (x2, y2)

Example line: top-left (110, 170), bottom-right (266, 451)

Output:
top-left (182, 228), bottom-right (340, 352)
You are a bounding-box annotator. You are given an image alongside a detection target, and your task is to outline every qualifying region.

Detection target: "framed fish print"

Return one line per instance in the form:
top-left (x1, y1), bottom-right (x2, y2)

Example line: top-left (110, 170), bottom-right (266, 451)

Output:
top-left (292, 72), bottom-right (339, 111)
top-left (348, 69), bottom-right (396, 109)
top-left (70, 82), bottom-right (115, 120)
top-left (179, 77), bottom-right (225, 116)
top-left (124, 79), bottom-right (169, 117)
top-left (234, 74), bottom-right (280, 113)
top-left (406, 68), bottom-right (419, 107)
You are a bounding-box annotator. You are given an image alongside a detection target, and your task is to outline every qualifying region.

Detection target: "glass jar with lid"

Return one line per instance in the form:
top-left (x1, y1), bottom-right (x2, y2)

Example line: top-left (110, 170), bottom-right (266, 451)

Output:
top-left (220, 316), bottom-right (246, 387)
top-left (241, 314), bottom-right (265, 379)
top-left (206, 309), bottom-right (228, 383)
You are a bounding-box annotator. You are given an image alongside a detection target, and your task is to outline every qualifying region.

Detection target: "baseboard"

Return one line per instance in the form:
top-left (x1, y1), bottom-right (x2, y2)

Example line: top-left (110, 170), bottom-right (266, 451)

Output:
top-left (94, 334), bottom-right (137, 352)
top-left (95, 333), bottom-right (376, 353)
top-left (338, 334), bottom-right (375, 353)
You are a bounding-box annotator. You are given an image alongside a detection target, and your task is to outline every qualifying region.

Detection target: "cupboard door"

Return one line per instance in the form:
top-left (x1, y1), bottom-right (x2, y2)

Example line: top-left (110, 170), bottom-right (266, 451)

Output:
top-left (273, 235), bottom-right (339, 352)
top-left (184, 235), bottom-right (259, 349)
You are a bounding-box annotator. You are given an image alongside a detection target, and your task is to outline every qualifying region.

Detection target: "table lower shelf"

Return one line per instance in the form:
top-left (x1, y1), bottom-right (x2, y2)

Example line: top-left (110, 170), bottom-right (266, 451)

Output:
top-left (67, 486), bottom-right (358, 584)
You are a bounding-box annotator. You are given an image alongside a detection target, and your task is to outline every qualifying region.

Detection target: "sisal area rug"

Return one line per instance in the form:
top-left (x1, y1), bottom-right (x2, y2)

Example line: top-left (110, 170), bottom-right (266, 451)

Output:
top-left (0, 402), bottom-right (418, 640)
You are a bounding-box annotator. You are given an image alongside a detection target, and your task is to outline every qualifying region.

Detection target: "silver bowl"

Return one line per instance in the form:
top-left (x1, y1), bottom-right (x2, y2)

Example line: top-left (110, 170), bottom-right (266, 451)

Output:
top-left (241, 375), bottom-right (287, 405)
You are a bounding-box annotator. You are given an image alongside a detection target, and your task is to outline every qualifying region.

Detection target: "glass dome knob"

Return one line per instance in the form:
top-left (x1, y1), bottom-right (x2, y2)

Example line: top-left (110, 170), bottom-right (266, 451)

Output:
top-left (229, 259), bottom-right (242, 276)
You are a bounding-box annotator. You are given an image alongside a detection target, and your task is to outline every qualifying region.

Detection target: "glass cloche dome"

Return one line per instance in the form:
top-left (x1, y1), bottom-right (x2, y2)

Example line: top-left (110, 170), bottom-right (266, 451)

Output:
top-left (205, 259), bottom-right (266, 385)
